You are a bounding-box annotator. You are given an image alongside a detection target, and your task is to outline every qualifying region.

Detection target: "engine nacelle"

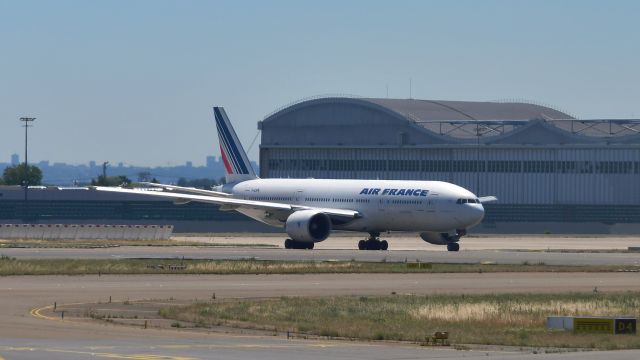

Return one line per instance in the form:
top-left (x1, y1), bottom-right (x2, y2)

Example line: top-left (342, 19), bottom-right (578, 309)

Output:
top-left (420, 231), bottom-right (458, 245)
top-left (285, 210), bottom-right (332, 243)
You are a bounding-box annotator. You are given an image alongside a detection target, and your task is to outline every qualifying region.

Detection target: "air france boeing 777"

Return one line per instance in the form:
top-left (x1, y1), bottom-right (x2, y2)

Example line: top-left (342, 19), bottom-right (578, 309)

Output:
top-left (97, 107), bottom-right (496, 251)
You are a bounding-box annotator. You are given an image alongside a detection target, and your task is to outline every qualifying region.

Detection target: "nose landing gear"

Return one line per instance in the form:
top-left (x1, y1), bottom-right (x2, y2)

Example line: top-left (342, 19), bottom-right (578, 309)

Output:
top-left (445, 229), bottom-right (466, 252)
top-left (358, 232), bottom-right (388, 250)
top-left (446, 242), bottom-right (460, 252)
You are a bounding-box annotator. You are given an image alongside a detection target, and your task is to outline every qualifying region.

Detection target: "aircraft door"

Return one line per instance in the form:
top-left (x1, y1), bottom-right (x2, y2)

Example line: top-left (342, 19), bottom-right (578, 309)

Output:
top-left (426, 192), bottom-right (439, 227)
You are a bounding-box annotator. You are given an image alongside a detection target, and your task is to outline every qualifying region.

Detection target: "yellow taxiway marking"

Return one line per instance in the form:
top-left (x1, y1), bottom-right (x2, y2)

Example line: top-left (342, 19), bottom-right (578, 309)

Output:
top-left (30, 304), bottom-right (59, 321)
top-left (26, 301), bottom-right (379, 357)
top-left (0, 347), bottom-right (196, 360)
top-left (30, 301), bottom-right (101, 321)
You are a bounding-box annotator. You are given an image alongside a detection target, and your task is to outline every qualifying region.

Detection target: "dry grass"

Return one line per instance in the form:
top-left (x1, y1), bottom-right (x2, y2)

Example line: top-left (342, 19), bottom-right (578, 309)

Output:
top-left (159, 293), bottom-right (640, 349)
top-left (0, 238), bottom-right (276, 248)
top-left (409, 298), bottom-right (637, 324)
top-left (0, 256), bottom-right (638, 276)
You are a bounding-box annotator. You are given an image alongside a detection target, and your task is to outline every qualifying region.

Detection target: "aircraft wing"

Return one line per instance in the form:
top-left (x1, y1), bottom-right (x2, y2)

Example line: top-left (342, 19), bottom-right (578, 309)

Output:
top-left (138, 182), bottom-right (232, 197)
top-left (94, 186), bottom-right (360, 220)
top-left (478, 196), bottom-right (498, 203)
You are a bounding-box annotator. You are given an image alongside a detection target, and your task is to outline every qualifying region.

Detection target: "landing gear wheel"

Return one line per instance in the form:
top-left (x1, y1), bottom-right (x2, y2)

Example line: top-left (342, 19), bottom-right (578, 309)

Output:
top-left (359, 232), bottom-right (387, 250)
top-left (447, 242), bottom-right (460, 252)
top-left (306, 242), bottom-right (314, 250)
top-left (284, 239), bottom-right (292, 249)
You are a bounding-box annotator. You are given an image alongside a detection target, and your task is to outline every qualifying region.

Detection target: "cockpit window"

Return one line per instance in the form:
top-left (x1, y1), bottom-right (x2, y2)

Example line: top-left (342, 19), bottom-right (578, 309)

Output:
top-left (457, 198), bottom-right (480, 204)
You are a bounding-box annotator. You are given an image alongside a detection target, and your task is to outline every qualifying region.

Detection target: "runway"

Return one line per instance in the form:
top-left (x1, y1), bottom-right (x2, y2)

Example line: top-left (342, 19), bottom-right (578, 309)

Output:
top-left (4, 235), bottom-right (640, 266)
top-left (2, 338), bottom-right (640, 360)
top-left (173, 234), bottom-right (640, 252)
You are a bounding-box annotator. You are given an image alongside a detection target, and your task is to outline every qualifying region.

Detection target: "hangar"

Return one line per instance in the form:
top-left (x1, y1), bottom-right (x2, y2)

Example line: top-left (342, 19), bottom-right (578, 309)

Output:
top-left (259, 96), bottom-right (640, 228)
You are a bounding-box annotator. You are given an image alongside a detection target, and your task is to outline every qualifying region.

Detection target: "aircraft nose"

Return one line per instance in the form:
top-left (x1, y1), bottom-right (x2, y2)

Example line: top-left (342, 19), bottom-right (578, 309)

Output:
top-left (476, 204), bottom-right (485, 223)
top-left (466, 203), bottom-right (485, 226)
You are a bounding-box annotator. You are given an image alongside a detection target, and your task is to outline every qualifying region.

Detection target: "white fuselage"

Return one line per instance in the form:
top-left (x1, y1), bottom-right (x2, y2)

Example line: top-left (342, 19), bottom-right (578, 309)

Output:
top-left (222, 178), bottom-right (484, 233)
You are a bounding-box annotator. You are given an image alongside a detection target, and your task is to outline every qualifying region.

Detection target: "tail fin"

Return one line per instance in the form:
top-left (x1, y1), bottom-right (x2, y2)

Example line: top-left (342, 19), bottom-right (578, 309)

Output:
top-left (213, 107), bottom-right (258, 183)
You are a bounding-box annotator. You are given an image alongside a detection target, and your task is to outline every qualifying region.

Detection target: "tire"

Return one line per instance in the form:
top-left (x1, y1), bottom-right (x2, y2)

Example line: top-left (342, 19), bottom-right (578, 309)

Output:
top-left (380, 240), bottom-right (389, 251)
top-left (358, 240), bottom-right (366, 250)
top-left (447, 242), bottom-right (460, 252)
top-left (284, 239), bottom-right (292, 249)
top-left (307, 242), bottom-right (314, 250)
top-left (366, 240), bottom-right (380, 251)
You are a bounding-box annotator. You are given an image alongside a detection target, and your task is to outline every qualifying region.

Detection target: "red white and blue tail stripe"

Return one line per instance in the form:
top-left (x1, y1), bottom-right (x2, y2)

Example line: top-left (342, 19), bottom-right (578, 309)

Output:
top-left (214, 107), bottom-right (258, 183)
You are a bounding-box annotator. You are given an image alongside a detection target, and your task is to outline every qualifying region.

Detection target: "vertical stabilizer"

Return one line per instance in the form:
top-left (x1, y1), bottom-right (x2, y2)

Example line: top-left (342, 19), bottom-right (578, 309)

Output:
top-left (213, 107), bottom-right (258, 183)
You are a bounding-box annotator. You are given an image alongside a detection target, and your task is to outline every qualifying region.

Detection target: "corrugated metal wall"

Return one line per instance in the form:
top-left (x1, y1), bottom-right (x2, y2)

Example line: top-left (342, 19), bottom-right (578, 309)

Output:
top-left (261, 146), bottom-right (640, 205)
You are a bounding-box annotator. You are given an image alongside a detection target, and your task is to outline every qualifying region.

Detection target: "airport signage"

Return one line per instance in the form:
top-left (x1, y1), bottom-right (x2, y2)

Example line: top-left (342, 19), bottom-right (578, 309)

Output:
top-left (573, 317), bottom-right (614, 334)
top-left (572, 317), bottom-right (637, 335)
top-left (614, 318), bottom-right (637, 335)
top-left (406, 262), bottom-right (432, 269)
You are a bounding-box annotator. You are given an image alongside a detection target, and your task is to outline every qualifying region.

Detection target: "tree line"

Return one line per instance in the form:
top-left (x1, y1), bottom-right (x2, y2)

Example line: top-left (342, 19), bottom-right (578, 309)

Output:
top-left (0, 165), bottom-right (43, 186)
top-left (1, 164), bottom-right (221, 189)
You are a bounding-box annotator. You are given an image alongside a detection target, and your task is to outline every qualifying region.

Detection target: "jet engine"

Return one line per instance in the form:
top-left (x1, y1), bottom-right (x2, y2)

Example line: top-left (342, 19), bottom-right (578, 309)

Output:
top-left (285, 210), bottom-right (332, 243)
top-left (419, 231), bottom-right (459, 245)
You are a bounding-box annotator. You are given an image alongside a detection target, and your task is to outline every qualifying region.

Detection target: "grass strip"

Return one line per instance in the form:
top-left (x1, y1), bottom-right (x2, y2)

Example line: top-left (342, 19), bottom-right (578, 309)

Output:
top-left (0, 256), bottom-right (639, 275)
top-left (159, 292), bottom-right (640, 349)
top-left (0, 239), bottom-right (277, 248)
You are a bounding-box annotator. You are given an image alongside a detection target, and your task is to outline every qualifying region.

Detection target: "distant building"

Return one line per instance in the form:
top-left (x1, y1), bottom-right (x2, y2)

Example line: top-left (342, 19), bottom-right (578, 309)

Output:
top-left (186, 161), bottom-right (193, 168)
top-left (38, 160), bottom-right (49, 168)
top-left (206, 156), bottom-right (217, 168)
top-left (10, 154), bottom-right (19, 166)
top-left (89, 161), bottom-right (96, 168)
top-left (259, 96), bottom-right (640, 230)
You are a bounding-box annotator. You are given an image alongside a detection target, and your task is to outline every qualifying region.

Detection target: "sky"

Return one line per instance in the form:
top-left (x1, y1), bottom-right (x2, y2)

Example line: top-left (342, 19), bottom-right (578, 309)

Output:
top-left (1, 0), bottom-right (638, 167)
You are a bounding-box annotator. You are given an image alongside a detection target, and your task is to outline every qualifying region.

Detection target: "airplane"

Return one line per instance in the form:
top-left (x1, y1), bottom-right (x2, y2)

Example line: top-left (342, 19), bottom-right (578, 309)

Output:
top-left (96, 107), bottom-right (497, 251)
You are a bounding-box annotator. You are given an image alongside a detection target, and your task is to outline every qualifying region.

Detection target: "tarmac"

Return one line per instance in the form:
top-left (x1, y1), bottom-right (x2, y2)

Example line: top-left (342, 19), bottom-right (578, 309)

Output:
top-left (1, 235), bottom-right (640, 359)
top-left (173, 233), bottom-right (640, 251)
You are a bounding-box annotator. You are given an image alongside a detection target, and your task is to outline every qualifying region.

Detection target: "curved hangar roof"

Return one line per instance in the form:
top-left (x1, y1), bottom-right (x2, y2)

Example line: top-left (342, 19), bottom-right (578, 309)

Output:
top-left (260, 97), bottom-right (640, 146)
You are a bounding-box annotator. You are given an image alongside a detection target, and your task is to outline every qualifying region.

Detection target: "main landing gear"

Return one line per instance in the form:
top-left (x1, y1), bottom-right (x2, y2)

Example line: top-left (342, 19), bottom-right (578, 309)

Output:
top-left (358, 232), bottom-right (389, 251)
top-left (284, 238), bottom-right (314, 250)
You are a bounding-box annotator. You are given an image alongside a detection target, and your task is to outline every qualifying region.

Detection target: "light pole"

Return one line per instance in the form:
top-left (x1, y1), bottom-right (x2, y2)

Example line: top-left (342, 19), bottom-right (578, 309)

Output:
top-left (476, 123), bottom-right (482, 196)
top-left (19, 117), bottom-right (36, 202)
